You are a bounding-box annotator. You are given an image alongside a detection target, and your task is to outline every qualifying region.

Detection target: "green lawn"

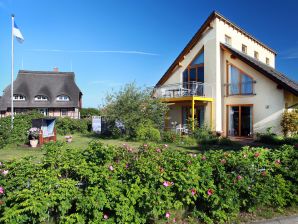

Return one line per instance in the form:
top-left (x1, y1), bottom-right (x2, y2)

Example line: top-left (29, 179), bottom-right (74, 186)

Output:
top-left (0, 133), bottom-right (200, 162)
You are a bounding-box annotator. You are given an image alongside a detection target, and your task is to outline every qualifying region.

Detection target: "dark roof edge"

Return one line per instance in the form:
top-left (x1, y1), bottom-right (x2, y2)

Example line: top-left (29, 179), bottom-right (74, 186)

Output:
top-left (221, 43), bottom-right (298, 96)
top-left (155, 10), bottom-right (277, 86)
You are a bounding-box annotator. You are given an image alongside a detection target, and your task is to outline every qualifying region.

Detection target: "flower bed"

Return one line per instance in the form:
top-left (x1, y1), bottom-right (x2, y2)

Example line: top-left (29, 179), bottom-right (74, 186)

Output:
top-left (0, 142), bottom-right (297, 223)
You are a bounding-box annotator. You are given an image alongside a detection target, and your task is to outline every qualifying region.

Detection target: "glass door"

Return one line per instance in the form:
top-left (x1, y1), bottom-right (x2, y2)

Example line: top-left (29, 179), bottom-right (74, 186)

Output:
top-left (228, 105), bottom-right (252, 137)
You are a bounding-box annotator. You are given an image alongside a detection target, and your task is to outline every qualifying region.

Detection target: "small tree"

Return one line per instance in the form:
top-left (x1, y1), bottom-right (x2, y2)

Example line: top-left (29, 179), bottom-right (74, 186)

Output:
top-left (80, 108), bottom-right (101, 119)
top-left (102, 83), bottom-right (168, 138)
top-left (281, 109), bottom-right (298, 136)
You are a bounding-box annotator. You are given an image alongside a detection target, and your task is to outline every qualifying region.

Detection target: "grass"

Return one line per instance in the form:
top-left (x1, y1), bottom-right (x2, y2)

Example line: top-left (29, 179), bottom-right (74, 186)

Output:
top-left (0, 133), bottom-right (200, 162)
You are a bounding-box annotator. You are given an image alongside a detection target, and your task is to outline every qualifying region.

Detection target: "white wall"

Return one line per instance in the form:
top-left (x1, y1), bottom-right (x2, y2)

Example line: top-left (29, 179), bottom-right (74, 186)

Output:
top-left (222, 50), bottom-right (285, 135)
top-left (216, 19), bottom-right (275, 68)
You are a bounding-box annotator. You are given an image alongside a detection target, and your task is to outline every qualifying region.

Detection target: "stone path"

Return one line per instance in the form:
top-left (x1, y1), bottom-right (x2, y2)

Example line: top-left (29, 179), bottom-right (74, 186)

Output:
top-left (252, 215), bottom-right (298, 224)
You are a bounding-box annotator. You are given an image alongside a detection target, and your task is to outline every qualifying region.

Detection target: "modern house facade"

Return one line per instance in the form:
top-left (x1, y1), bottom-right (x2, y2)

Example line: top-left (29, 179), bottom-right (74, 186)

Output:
top-left (0, 69), bottom-right (82, 118)
top-left (154, 11), bottom-right (298, 137)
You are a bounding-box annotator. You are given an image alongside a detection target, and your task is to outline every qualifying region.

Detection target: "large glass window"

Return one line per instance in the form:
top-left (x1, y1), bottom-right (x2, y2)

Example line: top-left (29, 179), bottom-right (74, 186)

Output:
top-left (228, 64), bottom-right (253, 95)
top-left (228, 105), bottom-right (252, 137)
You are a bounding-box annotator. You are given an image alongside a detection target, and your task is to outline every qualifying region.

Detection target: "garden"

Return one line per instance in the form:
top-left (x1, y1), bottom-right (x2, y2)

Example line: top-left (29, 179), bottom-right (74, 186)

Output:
top-left (0, 83), bottom-right (297, 223)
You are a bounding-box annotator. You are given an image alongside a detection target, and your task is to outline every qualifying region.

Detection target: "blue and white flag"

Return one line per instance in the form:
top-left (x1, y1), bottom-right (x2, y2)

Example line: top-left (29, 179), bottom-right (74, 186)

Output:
top-left (13, 21), bottom-right (24, 43)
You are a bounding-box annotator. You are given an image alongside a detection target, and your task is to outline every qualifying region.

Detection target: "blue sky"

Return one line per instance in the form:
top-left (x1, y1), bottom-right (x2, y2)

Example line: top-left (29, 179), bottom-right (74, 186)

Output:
top-left (0, 0), bottom-right (297, 107)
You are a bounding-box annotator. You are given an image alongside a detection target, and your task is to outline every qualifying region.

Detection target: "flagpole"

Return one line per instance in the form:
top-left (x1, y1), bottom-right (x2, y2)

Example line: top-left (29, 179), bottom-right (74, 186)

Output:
top-left (11, 14), bottom-right (14, 129)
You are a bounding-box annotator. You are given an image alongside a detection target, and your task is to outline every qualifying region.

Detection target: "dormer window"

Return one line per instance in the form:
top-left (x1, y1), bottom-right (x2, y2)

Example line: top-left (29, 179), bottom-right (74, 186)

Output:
top-left (56, 95), bottom-right (70, 101)
top-left (34, 95), bottom-right (49, 101)
top-left (254, 51), bottom-right (259, 60)
top-left (225, 35), bottom-right (232, 45)
top-left (13, 94), bottom-right (26, 101)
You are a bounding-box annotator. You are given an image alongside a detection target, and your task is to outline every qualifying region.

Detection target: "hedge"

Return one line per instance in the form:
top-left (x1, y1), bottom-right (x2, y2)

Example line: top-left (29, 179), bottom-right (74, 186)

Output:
top-left (0, 142), bottom-right (297, 223)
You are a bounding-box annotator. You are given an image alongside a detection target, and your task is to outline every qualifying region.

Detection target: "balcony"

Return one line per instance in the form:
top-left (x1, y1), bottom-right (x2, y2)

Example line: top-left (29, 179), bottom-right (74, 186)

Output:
top-left (153, 82), bottom-right (214, 100)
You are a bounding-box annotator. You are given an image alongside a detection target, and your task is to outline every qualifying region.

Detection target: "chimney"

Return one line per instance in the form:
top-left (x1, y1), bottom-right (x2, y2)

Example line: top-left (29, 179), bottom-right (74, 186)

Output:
top-left (53, 67), bottom-right (59, 72)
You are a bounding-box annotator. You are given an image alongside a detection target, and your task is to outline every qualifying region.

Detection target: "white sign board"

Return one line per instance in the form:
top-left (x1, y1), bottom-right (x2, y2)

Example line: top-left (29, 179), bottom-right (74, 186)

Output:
top-left (92, 116), bottom-right (101, 133)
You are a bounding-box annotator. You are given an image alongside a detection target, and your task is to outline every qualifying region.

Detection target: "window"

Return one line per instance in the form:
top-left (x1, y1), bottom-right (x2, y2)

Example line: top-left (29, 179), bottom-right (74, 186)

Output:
top-left (254, 51), bottom-right (259, 60)
top-left (56, 95), bottom-right (70, 101)
top-left (242, 44), bottom-right (247, 54)
top-left (182, 50), bottom-right (204, 95)
top-left (13, 94), bottom-right (25, 101)
top-left (225, 35), bottom-right (232, 45)
top-left (266, 57), bottom-right (270, 65)
top-left (228, 64), bottom-right (254, 95)
top-left (34, 95), bottom-right (48, 101)
top-left (61, 109), bottom-right (67, 116)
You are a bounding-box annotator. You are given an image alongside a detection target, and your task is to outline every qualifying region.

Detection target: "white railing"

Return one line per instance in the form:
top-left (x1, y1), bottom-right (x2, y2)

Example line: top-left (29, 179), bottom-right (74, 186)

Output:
top-left (153, 82), bottom-right (214, 99)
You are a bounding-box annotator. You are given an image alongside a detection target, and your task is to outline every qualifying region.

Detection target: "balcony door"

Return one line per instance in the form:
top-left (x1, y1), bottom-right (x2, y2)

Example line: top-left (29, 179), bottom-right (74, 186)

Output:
top-left (227, 105), bottom-right (253, 137)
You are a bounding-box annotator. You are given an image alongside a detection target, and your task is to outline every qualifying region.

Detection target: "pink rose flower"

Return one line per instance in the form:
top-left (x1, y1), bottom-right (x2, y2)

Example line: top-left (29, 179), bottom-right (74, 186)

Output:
top-left (237, 175), bottom-right (242, 180)
top-left (201, 155), bottom-right (206, 161)
top-left (207, 189), bottom-right (213, 196)
top-left (1, 170), bottom-right (8, 176)
top-left (109, 165), bottom-right (114, 171)
top-left (163, 181), bottom-right (173, 187)
top-left (103, 214), bottom-right (108, 219)
top-left (254, 152), bottom-right (260, 158)
top-left (191, 188), bottom-right (197, 196)
top-left (173, 217), bottom-right (176, 223)
top-left (0, 186), bottom-right (4, 194)
top-left (143, 144), bottom-right (148, 147)
top-left (275, 159), bottom-right (281, 165)
top-left (165, 212), bottom-right (170, 218)
top-left (164, 144), bottom-right (168, 148)
top-left (220, 159), bottom-right (226, 164)
top-left (156, 148), bottom-right (161, 153)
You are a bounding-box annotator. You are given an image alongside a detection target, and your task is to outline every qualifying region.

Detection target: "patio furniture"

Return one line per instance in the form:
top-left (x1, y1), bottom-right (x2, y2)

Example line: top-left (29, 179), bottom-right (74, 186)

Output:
top-left (32, 118), bottom-right (57, 145)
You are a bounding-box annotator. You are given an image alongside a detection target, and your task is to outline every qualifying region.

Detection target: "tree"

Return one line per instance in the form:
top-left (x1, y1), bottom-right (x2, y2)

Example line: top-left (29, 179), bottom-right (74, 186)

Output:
top-left (281, 109), bottom-right (298, 136)
top-left (102, 83), bottom-right (168, 138)
top-left (80, 108), bottom-right (101, 119)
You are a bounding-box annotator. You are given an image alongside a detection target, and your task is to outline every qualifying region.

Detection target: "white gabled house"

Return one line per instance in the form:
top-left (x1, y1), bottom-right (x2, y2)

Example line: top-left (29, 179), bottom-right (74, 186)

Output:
top-left (154, 11), bottom-right (298, 137)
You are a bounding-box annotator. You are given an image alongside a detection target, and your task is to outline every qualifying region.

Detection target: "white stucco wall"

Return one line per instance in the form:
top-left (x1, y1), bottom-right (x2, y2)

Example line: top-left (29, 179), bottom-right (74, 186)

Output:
top-left (222, 50), bottom-right (285, 135)
top-left (216, 19), bottom-right (276, 68)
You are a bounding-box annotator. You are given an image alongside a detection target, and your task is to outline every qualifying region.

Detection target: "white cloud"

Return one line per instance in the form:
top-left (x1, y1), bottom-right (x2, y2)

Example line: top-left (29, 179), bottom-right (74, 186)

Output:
top-left (27, 49), bottom-right (159, 56)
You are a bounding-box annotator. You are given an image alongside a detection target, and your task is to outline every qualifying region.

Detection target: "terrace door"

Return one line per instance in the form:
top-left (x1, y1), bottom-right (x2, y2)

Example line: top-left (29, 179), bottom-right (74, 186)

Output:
top-left (228, 105), bottom-right (253, 137)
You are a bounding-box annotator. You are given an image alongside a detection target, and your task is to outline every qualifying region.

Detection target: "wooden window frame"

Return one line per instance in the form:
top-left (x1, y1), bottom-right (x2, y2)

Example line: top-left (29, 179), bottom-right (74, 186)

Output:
top-left (226, 62), bottom-right (255, 96)
top-left (226, 104), bottom-right (254, 137)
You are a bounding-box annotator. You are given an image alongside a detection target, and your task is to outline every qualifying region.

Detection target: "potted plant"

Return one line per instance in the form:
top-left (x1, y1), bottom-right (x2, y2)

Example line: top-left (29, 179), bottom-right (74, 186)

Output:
top-left (65, 135), bottom-right (73, 143)
top-left (28, 127), bottom-right (40, 148)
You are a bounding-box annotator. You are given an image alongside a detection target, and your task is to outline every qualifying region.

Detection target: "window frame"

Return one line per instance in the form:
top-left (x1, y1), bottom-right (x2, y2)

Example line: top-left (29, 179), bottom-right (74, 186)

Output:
top-left (254, 51), bottom-right (259, 60)
top-left (13, 94), bottom-right (26, 101)
top-left (242, 44), bottom-right (247, 54)
top-left (226, 62), bottom-right (255, 96)
top-left (266, 57), bottom-right (270, 65)
top-left (56, 95), bottom-right (70, 102)
top-left (225, 35), bottom-right (232, 45)
top-left (34, 95), bottom-right (49, 101)
top-left (61, 108), bottom-right (67, 116)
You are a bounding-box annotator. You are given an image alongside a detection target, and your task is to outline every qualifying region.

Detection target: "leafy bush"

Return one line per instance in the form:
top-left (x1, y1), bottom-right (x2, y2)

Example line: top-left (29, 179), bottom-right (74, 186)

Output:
top-left (136, 123), bottom-right (161, 142)
top-left (0, 111), bottom-right (43, 148)
top-left (256, 127), bottom-right (298, 146)
top-left (79, 108), bottom-right (101, 119)
top-left (55, 117), bottom-right (89, 135)
top-left (281, 110), bottom-right (298, 136)
top-left (0, 142), bottom-right (297, 223)
top-left (102, 82), bottom-right (168, 138)
top-left (193, 125), bottom-right (218, 145)
top-left (161, 131), bottom-right (180, 143)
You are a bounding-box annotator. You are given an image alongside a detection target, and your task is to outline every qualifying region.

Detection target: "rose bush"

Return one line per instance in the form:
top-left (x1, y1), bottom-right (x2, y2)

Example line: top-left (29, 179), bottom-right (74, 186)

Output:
top-left (0, 142), bottom-right (297, 223)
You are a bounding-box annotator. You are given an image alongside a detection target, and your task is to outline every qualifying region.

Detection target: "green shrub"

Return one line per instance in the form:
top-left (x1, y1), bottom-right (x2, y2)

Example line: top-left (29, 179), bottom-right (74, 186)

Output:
top-left (256, 127), bottom-right (298, 146)
top-left (161, 131), bottom-right (180, 143)
top-left (136, 123), bottom-right (161, 142)
top-left (0, 111), bottom-right (44, 148)
top-left (55, 117), bottom-right (88, 135)
top-left (0, 143), bottom-right (296, 223)
top-left (193, 124), bottom-right (218, 145)
top-left (281, 110), bottom-right (298, 136)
